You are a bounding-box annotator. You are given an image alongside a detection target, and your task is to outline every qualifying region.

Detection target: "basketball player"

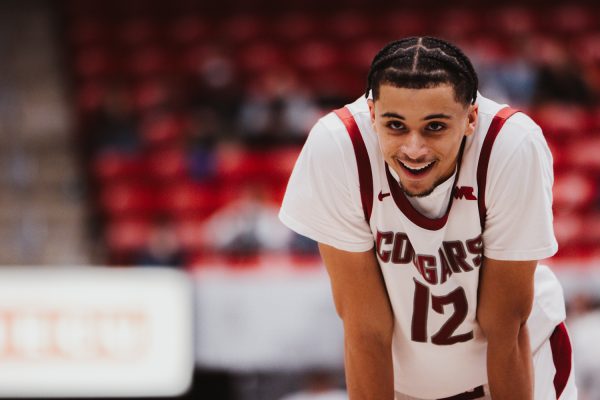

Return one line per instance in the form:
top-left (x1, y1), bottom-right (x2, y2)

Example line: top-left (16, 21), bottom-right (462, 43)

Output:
top-left (279, 37), bottom-right (577, 399)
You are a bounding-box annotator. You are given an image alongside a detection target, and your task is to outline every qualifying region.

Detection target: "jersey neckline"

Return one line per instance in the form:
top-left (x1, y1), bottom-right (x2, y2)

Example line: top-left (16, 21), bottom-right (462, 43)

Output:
top-left (385, 137), bottom-right (466, 231)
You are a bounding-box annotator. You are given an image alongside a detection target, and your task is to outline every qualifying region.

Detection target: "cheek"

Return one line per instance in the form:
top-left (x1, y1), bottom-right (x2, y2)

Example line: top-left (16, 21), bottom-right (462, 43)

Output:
top-left (380, 138), bottom-right (403, 159)
top-left (435, 138), bottom-right (463, 161)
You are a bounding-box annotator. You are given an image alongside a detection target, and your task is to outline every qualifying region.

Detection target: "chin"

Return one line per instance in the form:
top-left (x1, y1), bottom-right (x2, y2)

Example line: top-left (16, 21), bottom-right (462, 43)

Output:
top-left (401, 183), bottom-right (436, 198)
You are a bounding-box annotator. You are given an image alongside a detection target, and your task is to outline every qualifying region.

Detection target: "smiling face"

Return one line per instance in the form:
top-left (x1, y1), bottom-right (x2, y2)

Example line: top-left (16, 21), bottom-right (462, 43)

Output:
top-left (369, 83), bottom-right (478, 197)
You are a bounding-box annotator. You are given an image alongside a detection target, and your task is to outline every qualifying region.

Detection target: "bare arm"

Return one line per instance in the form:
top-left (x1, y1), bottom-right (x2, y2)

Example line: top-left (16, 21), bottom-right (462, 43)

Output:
top-left (318, 243), bottom-right (395, 400)
top-left (477, 257), bottom-right (536, 400)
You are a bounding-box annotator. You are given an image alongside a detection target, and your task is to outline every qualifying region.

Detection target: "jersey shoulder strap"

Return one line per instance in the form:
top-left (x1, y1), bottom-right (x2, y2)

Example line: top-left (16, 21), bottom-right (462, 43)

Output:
top-left (333, 106), bottom-right (373, 223)
top-left (476, 107), bottom-right (521, 230)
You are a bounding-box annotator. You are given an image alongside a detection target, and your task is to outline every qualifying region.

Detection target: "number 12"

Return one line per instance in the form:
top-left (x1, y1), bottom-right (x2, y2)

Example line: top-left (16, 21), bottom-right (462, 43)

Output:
top-left (411, 279), bottom-right (474, 345)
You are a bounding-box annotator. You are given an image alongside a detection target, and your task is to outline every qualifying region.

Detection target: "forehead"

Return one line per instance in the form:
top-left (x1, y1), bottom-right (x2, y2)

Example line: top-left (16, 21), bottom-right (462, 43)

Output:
top-left (374, 84), bottom-right (466, 116)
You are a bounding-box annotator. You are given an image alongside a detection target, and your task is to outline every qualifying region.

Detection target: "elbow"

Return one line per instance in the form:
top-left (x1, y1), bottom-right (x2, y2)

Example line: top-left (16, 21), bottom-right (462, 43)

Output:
top-left (478, 309), bottom-right (530, 345)
top-left (333, 299), bottom-right (394, 347)
top-left (344, 319), bottom-right (394, 350)
top-left (477, 288), bottom-right (533, 343)
top-left (481, 319), bottom-right (528, 346)
top-left (340, 310), bottom-right (394, 348)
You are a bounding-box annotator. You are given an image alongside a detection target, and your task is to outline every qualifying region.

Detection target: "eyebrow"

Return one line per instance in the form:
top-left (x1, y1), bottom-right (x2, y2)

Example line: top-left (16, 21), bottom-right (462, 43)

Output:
top-left (381, 112), bottom-right (452, 120)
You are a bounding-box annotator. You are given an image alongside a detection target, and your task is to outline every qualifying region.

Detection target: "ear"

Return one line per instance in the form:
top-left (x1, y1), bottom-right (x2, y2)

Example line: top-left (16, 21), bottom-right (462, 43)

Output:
top-left (367, 99), bottom-right (376, 124)
top-left (464, 104), bottom-right (478, 137)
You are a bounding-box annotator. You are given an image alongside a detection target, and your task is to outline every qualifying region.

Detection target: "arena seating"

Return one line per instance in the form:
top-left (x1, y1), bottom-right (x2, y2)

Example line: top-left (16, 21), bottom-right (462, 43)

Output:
top-left (62, 0), bottom-right (600, 266)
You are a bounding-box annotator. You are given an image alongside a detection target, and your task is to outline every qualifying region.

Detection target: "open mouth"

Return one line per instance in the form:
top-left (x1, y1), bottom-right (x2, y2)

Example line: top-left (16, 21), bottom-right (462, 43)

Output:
top-left (398, 160), bottom-right (436, 178)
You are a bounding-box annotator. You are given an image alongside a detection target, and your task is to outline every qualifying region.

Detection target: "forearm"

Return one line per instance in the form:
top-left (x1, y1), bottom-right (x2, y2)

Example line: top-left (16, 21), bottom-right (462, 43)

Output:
top-left (317, 244), bottom-right (394, 399)
top-left (486, 324), bottom-right (533, 400)
top-left (344, 327), bottom-right (394, 400)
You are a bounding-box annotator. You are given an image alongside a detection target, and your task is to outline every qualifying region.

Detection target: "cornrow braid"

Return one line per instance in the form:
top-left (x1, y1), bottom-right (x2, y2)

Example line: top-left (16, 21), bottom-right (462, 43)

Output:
top-left (366, 36), bottom-right (478, 105)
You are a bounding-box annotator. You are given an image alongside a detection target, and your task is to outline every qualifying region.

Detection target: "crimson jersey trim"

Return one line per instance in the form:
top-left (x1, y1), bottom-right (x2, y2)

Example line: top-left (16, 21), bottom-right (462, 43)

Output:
top-left (335, 106), bottom-right (520, 231)
top-left (334, 107), bottom-right (374, 222)
top-left (476, 107), bottom-right (521, 230)
top-left (385, 139), bottom-right (465, 231)
top-left (550, 322), bottom-right (572, 398)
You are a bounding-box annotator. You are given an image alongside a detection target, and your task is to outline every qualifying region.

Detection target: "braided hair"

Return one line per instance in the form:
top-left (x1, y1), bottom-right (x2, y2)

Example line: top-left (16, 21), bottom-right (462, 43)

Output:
top-left (366, 37), bottom-right (478, 105)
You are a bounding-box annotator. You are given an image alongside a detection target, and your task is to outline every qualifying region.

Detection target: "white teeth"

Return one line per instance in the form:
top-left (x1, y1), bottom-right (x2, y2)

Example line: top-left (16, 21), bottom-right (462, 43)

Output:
top-left (400, 160), bottom-right (434, 172)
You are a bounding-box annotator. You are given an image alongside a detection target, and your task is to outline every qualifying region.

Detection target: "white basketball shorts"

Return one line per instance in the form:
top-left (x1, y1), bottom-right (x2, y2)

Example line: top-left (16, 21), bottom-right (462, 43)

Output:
top-left (394, 323), bottom-right (577, 400)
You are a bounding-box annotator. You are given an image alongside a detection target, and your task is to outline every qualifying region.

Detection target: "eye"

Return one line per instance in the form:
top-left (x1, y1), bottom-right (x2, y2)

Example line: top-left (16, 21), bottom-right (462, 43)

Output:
top-left (386, 120), bottom-right (405, 131)
top-left (426, 121), bottom-right (446, 132)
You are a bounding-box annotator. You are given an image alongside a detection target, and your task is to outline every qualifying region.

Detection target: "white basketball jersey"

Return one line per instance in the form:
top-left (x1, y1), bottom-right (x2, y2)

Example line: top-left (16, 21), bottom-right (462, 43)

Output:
top-left (333, 96), bottom-right (566, 398)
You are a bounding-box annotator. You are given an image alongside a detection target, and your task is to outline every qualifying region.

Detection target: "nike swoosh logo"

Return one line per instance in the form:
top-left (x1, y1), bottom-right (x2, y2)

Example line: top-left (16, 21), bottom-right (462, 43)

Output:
top-left (378, 191), bottom-right (391, 201)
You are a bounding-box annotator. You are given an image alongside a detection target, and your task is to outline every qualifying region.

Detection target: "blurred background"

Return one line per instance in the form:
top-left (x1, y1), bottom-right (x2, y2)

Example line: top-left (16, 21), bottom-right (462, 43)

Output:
top-left (1, 0), bottom-right (600, 398)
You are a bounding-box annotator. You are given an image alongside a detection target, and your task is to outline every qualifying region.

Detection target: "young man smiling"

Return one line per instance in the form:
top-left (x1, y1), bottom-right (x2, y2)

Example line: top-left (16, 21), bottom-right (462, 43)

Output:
top-left (374, 83), bottom-right (475, 198)
top-left (279, 37), bottom-right (576, 399)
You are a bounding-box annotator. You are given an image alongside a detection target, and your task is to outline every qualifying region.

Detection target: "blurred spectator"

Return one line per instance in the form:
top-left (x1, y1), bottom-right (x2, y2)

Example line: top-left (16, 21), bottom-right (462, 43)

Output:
top-left (68, 5), bottom-right (600, 270)
top-left (531, 38), bottom-right (595, 105)
top-left (186, 107), bottom-right (220, 181)
top-left (567, 293), bottom-right (600, 400)
top-left (200, 183), bottom-right (294, 258)
top-left (279, 370), bottom-right (347, 400)
top-left (494, 39), bottom-right (539, 107)
top-left (237, 68), bottom-right (320, 148)
top-left (86, 83), bottom-right (139, 154)
top-left (187, 48), bottom-right (241, 138)
top-left (468, 38), bottom-right (538, 107)
top-left (135, 216), bottom-right (184, 267)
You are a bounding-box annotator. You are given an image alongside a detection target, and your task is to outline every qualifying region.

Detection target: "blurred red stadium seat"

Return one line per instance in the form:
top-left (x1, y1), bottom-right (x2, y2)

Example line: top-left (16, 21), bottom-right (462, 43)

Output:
top-left (291, 40), bottom-right (341, 73)
top-left (460, 37), bottom-right (512, 64)
top-left (565, 137), bottom-right (600, 171)
top-left (304, 69), bottom-right (362, 99)
top-left (105, 217), bottom-right (152, 258)
top-left (219, 14), bottom-right (265, 45)
top-left (553, 173), bottom-right (597, 210)
top-left (68, 18), bottom-right (110, 48)
top-left (214, 146), bottom-right (301, 193)
top-left (573, 32), bottom-right (600, 65)
top-left (162, 182), bottom-right (222, 217)
top-left (115, 18), bottom-right (160, 48)
top-left (76, 81), bottom-right (107, 113)
top-left (269, 147), bottom-right (301, 178)
top-left (581, 211), bottom-right (600, 244)
top-left (74, 46), bottom-right (117, 80)
top-left (174, 217), bottom-right (208, 253)
top-left (126, 46), bottom-right (172, 78)
top-left (139, 113), bottom-right (189, 147)
top-left (92, 151), bottom-right (146, 183)
top-left (238, 42), bottom-right (287, 76)
top-left (545, 139), bottom-right (568, 173)
top-left (554, 210), bottom-right (600, 260)
top-left (178, 44), bottom-right (211, 74)
top-left (532, 104), bottom-right (591, 139)
top-left (215, 145), bottom-right (267, 182)
top-left (167, 15), bottom-right (210, 46)
top-left (270, 13), bottom-right (317, 44)
top-left (328, 12), bottom-right (371, 42)
top-left (435, 9), bottom-right (481, 39)
top-left (145, 148), bottom-right (188, 182)
top-left (544, 4), bottom-right (595, 35)
top-left (379, 10), bottom-right (428, 38)
top-left (346, 38), bottom-right (387, 73)
top-left (100, 183), bottom-right (157, 217)
top-left (130, 79), bottom-right (172, 112)
top-left (553, 211), bottom-right (585, 248)
top-left (491, 6), bottom-right (538, 37)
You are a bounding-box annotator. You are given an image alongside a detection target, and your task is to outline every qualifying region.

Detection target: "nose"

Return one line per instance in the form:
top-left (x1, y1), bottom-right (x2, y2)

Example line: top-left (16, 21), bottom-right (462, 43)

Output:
top-left (400, 131), bottom-right (428, 161)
